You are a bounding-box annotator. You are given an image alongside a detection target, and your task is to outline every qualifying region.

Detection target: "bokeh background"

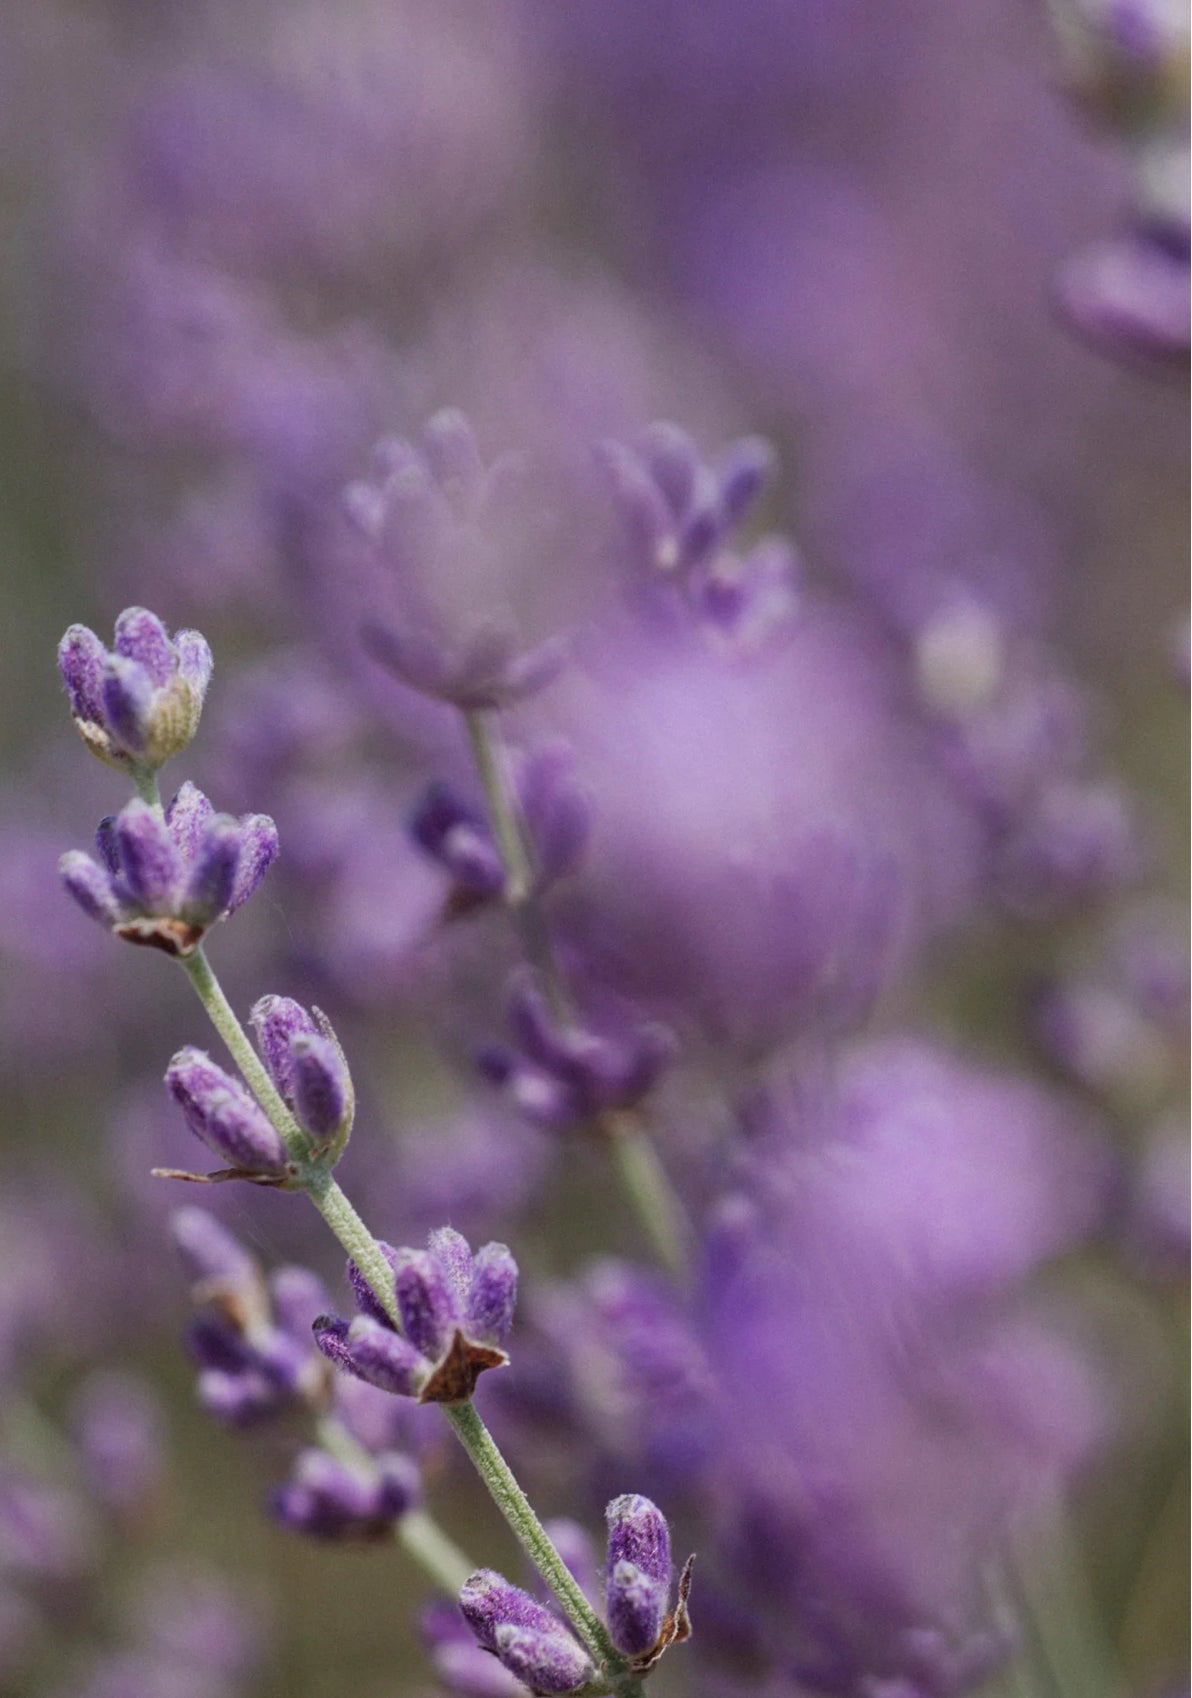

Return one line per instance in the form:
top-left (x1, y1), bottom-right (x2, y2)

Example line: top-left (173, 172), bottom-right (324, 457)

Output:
top-left (0, 3), bottom-right (1187, 1697)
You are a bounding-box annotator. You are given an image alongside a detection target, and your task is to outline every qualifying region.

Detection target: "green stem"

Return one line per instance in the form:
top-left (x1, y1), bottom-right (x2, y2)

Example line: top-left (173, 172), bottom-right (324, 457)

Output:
top-left (132, 765), bottom-right (164, 814)
top-left (444, 1401), bottom-right (628, 1680)
top-left (304, 1168), bottom-right (402, 1332)
top-left (605, 1117), bottom-right (693, 1281)
top-left (463, 707), bottom-right (692, 1281)
top-left (398, 1509), bottom-right (476, 1596)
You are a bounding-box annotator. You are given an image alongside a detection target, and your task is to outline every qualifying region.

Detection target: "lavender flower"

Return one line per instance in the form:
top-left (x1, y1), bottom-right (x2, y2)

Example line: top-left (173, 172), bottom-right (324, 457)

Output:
top-left (348, 410), bottom-right (569, 709)
top-left (598, 421), bottom-right (775, 579)
top-left (69, 1372), bottom-right (164, 1519)
top-left (458, 1570), bottom-right (594, 1694)
top-left (478, 973), bottom-right (675, 1133)
top-left (58, 608), bottom-right (212, 773)
top-left (60, 783), bottom-right (278, 957)
top-left (164, 1048), bottom-right (292, 1183)
top-left (604, 1493), bottom-right (677, 1660)
top-left (269, 1446), bottom-right (420, 1542)
top-left (314, 1228), bottom-right (516, 1405)
top-left (171, 1210), bottom-right (331, 1424)
top-left (249, 995), bottom-right (354, 1155)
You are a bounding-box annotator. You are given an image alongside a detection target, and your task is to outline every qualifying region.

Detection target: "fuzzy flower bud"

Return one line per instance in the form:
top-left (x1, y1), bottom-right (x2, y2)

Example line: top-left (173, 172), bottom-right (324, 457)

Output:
top-left (58, 607), bottom-right (213, 772)
top-left (60, 783), bottom-right (278, 958)
top-left (165, 1047), bottom-right (291, 1182)
top-left (270, 1447), bottom-right (420, 1541)
top-left (605, 1494), bottom-right (672, 1658)
top-left (313, 1227), bottom-right (517, 1405)
top-left (250, 995), bottom-right (354, 1156)
top-left (458, 1571), bottom-right (593, 1695)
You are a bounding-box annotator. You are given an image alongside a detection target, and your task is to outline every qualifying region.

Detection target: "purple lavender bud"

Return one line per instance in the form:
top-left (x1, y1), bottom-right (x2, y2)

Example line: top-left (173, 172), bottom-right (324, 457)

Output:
top-left (374, 1451), bottom-right (422, 1519)
top-left (459, 1570), bottom-right (569, 1654)
top-left (310, 1314), bottom-right (356, 1375)
top-left (332, 1315), bottom-right (429, 1397)
top-left (606, 1561), bottom-right (670, 1658)
top-left (250, 995), bottom-right (318, 1104)
top-left (101, 655), bottom-right (155, 754)
top-left (599, 439), bottom-right (674, 565)
top-left (197, 1367), bottom-right (281, 1426)
top-left (114, 800), bottom-right (181, 913)
top-left (226, 813), bottom-right (279, 911)
top-left (181, 814), bottom-right (242, 925)
top-left (492, 1621), bottom-right (594, 1694)
top-left (605, 1494), bottom-right (671, 1586)
top-left (292, 1449), bottom-right (385, 1523)
top-left (170, 1207), bottom-right (258, 1290)
top-left (716, 435), bottom-right (776, 527)
top-left (59, 851), bottom-right (122, 926)
top-left (113, 607), bottom-right (176, 685)
top-left (58, 624), bottom-right (108, 722)
top-left (174, 629), bottom-right (214, 697)
top-left (290, 1032), bottom-right (351, 1141)
top-left (515, 743), bottom-right (592, 887)
top-left (465, 1243), bottom-right (518, 1347)
top-left (394, 1248), bottom-right (458, 1360)
top-left (166, 782), bottom-right (216, 864)
top-left (409, 783), bottom-right (505, 896)
top-left (347, 1243), bottom-right (401, 1327)
top-left (429, 1226), bottom-right (475, 1310)
top-left (166, 1047), bottom-right (289, 1174)
top-left (1060, 232), bottom-right (1190, 365)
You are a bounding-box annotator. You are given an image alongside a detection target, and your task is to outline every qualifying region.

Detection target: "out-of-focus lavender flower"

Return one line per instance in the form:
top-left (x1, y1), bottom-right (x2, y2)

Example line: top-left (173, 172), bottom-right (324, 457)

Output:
top-left (58, 609), bottom-right (212, 774)
top-left (696, 1036), bottom-right (1113, 1694)
top-left (1122, 1114), bottom-right (1191, 1278)
top-left (171, 1210), bottom-right (331, 1425)
top-left (478, 973), bottom-right (675, 1133)
top-left (1060, 226), bottom-right (1191, 364)
top-left (249, 995), bottom-right (354, 1155)
top-left (314, 1227), bottom-right (516, 1405)
top-left (69, 1373), bottom-right (164, 1521)
top-left (126, 1561), bottom-right (269, 1690)
top-left (458, 1570), bottom-right (594, 1694)
top-left (60, 784), bottom-right (278, 958)
top-left (348, 410), bottom-right (573, 710)
top-left (539, 608), bottom-right (976, 1053)
top-left (269, 1446), bottom-right (420, 1542)
top-left (994, 777), bottom-right (1147, 915)
top-left (410, 741), bottom-right (591, 917)
top-left (0, 1473), bottom-right (95, 1586)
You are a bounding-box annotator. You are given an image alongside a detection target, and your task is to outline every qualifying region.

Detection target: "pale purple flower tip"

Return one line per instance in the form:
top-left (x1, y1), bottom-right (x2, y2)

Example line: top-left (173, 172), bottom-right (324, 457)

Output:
top-left (166, 782), bottom-right (216, 864)
top-left (166, 1046), bottom-right (289, 1174)
top-left (458, 1570), bottom-right (569, 1653)
top-left (170, 1207), bottom-right (258, 1289)
top-left (59, 850), bottom-right (123, 926)
top-left (114, 800), bottom-right (181, 913)
top-left (465, 1243), bottom-right (518, 1348)
top-left (227, 813), bottom-right (279, 911)
top-left (605, 1493), bottom-right (671, 1585)
top-left (58, 623), bottom-right (108, 722)
top-left (174, 629), bottom-right (214, 696)
top-left (290, 1032), bottom-right (350, 1139)
top-left (114, 606), bottom-right (176, 685)
top-left (101, 654), bottom-right (155, 754)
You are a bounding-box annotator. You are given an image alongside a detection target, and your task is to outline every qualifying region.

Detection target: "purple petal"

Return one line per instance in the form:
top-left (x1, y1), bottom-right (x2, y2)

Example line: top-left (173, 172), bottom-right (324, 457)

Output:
top-left (174, 629), bottom-right (214, 698)
top-left (114, 800), bottom-right (181, 913)
top-left (226, 814), bottom-right (279, 912)
top-left (429, 1227), bottom-right (475, 1311)
top-left (59, 851), bottom-right (122, 927)
top-left (58, 624), bottom-right (108, 722)
top-left (465, 1243), bottom-right (518, 1347)
top-left (344, 1315), bottom-right (429, 1397)
top-left (102, 656), bottom-right (155, 755)
top-left (166, 782), bottom-right (216, 863)
top-left (606, 1560), bottom-right (668, 1658)
top-left (394, 1248), bottom-right (458, 1361)
top-left (250, 995), bottom-right (318, 1104)
top-left (605, 1494), bottom-right (671, 1586)
top-left (170, 1207), bottom-right (257, 1289)
top-left (347, 1243), bottom-right (401, 1327)
top-left (113, 607), bottom-right (176, 686)
top-left (182, 815), bottom-right (242, 925)
top-left (290, 1033), bottom-right (350, 1140)
top-left (493, 1622), bottom-right (593, 1694)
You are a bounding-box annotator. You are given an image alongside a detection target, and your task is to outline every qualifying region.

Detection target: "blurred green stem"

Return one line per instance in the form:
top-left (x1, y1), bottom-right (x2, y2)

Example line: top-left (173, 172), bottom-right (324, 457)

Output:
top-left (463, 706), bottom-right (692, 1281)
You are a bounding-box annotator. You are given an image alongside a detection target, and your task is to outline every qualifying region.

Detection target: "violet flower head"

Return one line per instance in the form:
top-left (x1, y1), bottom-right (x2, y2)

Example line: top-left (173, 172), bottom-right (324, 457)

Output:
top-left (58, 608), bottom-right (213, 773)
top-left (348, 409), bottom-right (569, 709)
top-left (270, 1446), bottom-right (420, 1542)
top-left (409, 741), bottom-right (590, 916)
top-left (604, 1493), bottom-right (676, 1660)
top-left (249, 994), bottom-right (354, 1156)
top-left (170, 1209), bottom-right (332, 1425)
top-left (164, 1047), bottom-right (291, 1183)
top-left (60, 782), bottom-right (278, 958)
top-left (458, 1570), bottom-right (594, 1695)
top-left (598, 420), bottom-right (776, 579)
top-left (314, 1227), bottom-right (517, 1405)
top-left (478, 972), bottom-right (676, 1133)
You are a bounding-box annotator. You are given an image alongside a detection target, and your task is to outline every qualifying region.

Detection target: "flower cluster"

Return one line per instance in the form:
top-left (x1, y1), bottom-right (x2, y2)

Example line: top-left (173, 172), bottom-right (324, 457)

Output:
top-left (458, 1494), bottom-right (691, 1693)
top-left (314, 1228), bottom-right (518, 1405)
top-left (60, 783), bottom-right (277, 958)
top-left (59, 608), bottom-right (213, 773)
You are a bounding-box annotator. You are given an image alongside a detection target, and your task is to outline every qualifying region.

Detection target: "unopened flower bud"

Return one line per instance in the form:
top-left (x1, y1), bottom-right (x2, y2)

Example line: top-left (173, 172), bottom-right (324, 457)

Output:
top-left (58, 608), bottom-right (213, 772)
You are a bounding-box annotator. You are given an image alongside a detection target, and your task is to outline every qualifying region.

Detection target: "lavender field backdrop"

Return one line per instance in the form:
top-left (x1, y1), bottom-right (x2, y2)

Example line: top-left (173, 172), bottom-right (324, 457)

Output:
top-left (0, 3), bottom-right (1187, 1697)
